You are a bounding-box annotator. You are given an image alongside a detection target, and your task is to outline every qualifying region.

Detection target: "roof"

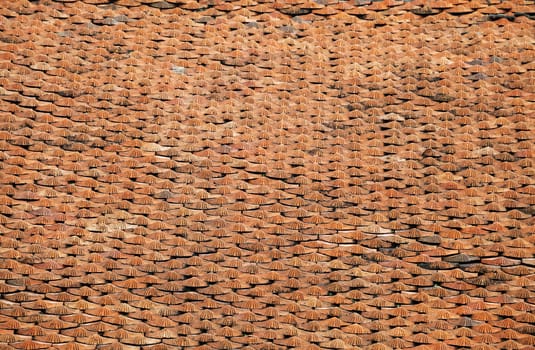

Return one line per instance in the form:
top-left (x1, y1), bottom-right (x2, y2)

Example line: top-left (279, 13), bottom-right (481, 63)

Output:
top-left (0, 0), bottom-right (534, 349)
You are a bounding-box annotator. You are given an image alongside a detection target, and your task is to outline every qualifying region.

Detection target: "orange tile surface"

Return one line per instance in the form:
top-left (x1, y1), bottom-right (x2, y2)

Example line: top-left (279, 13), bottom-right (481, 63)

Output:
top-left (0, 0), bottom-right (534, 349)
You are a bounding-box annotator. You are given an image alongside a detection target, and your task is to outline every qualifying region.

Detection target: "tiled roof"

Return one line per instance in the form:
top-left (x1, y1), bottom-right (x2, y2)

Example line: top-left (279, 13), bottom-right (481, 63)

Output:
top-left (1, 0), bottom-right (534, 349)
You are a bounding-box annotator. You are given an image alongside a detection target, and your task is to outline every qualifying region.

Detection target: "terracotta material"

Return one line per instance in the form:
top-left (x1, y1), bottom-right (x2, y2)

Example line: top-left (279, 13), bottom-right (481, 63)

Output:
top-left (0, 0), bottom-right (533, 349)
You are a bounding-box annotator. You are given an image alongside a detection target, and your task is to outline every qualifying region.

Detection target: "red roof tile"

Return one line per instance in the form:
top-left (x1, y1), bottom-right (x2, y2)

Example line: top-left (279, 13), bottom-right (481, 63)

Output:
top-left (0, 0), bottom-right (534, 348)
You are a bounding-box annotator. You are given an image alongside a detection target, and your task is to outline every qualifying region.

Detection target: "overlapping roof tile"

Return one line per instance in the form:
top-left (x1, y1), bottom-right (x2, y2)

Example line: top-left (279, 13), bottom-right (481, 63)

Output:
top-left (0, 0), bottom-right (534, 349)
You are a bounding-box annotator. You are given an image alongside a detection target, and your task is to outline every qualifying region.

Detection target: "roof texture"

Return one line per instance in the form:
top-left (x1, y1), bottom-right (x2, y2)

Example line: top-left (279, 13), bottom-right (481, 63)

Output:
top-left (0, 0), bottom-right (534, 349)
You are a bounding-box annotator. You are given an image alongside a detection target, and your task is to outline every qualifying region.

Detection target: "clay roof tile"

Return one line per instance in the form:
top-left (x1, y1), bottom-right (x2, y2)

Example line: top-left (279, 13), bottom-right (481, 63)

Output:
top-left (1, 0), bottom-right (533, 348)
